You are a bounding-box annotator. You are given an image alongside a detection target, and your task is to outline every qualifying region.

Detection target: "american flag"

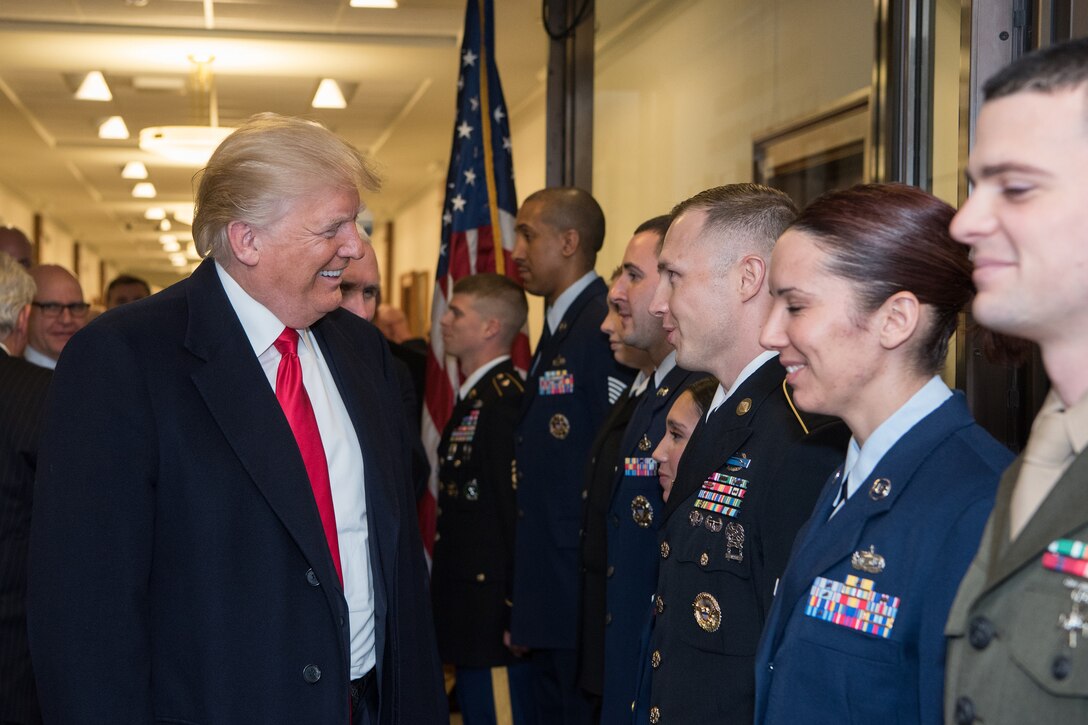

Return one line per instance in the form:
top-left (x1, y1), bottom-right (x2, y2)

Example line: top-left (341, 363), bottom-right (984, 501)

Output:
top-left (419, 0), bottom-right (529, 558)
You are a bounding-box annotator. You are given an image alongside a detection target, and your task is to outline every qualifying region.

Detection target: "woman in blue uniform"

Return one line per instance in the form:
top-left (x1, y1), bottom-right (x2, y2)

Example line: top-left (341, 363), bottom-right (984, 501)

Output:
top-left (754, 183), bottom-right (1013, 724)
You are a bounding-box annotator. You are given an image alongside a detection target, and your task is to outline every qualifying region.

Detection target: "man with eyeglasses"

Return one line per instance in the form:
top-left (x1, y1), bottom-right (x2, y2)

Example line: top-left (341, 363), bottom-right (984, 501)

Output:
top-left (25, 265), bottom-right (88, 370)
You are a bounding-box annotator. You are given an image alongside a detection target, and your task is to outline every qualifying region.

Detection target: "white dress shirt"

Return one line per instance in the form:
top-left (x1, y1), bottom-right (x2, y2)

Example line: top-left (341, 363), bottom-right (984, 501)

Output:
top-left (545, 270), bottom-right (599, 334)
top-left (24, 345), bottom-right (56, 370)
top-left (705, 350), bottom-right (780, 421)
top-left (217, 263), bottom-right (376, 678)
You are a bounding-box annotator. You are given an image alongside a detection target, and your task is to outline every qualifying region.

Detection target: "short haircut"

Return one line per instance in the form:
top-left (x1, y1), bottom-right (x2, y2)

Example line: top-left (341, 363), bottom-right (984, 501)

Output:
top-left (683, 377), bottom-right (720, 418)
top-left (984, 37), bottom-right (1088, 101)
top-left (106, 274), bottom-right (150, 298)
top-left (635, 214), bottom-right (672, 239)
top-left (452, 273), bottom-right (528, 345)
top-left (0, 252), bottom-right (35, 337)
top-left (522, 187), bottom-right (606, 262)
top-left (193, 113), bottom-right (381, 261)
top-left (670, 183), bottom-right (798, 262)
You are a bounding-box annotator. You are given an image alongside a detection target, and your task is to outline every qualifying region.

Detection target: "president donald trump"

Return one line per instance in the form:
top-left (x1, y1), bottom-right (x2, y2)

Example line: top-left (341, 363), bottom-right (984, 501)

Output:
top-left (28, 114), bottom-right (446, 724)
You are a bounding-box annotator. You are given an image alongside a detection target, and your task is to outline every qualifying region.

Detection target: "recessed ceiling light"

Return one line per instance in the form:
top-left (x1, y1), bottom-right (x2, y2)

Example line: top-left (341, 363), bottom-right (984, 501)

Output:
top-left (169, 252), bottom-right (188, 267)
top-left (159, 218), bottom-right (172, 232)
top-left (76, 71), bottom-right (113, 101)
top-left (98, 116), bottom-right (130, 140)
top-left (121, 161), bottom-right (148, 179)
top-left (144, 207), bottom-right (166, 220)
top-left (312, 79), bottom-right (347, 109)
top-left (350, 0), bottom-right (398, 7)
top-left (132, 182), bottom-right (157, 199)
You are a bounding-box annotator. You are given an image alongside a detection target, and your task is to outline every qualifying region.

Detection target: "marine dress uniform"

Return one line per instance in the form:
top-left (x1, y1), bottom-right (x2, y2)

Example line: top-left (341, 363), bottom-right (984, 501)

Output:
top-left (754, 379), bottom-right (1012, 724)
top-left (638, 352), bottom-right (842, 725)
top-left (431, 356), bottom-right (535, 724)
top-left (512, 272), bottom-right (635, 722)
top-left (945, 390), bottom-right (1088, 724)
top-left (600, 353), bottom-right (705, 724)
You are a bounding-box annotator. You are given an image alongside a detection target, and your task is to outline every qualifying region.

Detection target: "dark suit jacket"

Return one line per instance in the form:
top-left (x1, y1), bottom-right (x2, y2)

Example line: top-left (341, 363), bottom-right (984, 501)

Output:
top-left (0, 350), bottom-right (51, 725)
top-left (755, 393), bottom-right (1010, 724)
top-left (431, 360), bottom-right (524, 667)
top-left (577, 383), bottom-right (639, 698)
top-left (511, 278), bottom-right (635, 650)
top-left (638, 357), bottom-right (844, 724)
top-left (27, 260), bottom-right (446, 724)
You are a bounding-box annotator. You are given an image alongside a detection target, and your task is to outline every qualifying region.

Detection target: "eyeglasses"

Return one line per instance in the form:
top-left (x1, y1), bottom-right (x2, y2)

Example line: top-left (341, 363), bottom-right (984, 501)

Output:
top-left (32, 301), bottom-right (91, 318)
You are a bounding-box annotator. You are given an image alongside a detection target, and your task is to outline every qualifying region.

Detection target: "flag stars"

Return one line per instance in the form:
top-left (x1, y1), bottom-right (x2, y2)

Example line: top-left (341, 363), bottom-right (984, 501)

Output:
top-left (442, 211), bottom-right (453, 225)
top-left (451, 195), bottom-right (467, 212)
top-left (470, 96), bottom-right (480, 111)
top-left (493, 105), bottom-right (506, 123)
top-left (458, 75), bottom-right (464, 90)
top-left (457, 120), bottom-right (474, 139)
top-left (462, 49), bottom-right (478, 67)
top-left (503, 136), bottom-right (512, 151)
top-left (464, 169), bottom-right (477, 185)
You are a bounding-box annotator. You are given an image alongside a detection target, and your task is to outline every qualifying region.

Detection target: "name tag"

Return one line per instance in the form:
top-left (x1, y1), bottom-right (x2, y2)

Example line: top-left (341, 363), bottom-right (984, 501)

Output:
top-left (805, 574), bottom-right (900, 639)
top-left (624, 457), bottom-right (658, 476)
top-left (694, 472), bottom-right (747, 518)
top-left (539, 370), bottom-right (574, 396)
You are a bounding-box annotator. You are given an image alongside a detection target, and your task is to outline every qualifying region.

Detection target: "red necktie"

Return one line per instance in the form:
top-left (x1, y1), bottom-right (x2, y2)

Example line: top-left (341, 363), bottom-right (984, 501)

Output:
top-left (273, 327), bottom-right (344, 586)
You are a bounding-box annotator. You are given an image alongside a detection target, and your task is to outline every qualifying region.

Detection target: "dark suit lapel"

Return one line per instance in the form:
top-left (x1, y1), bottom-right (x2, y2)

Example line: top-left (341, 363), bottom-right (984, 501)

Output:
top-left (985, 450), bottom-right (1088, 592)
top-left (313, 314), bottom-right (401, 625)
top-left (184, 261), bottom-right (345, 600)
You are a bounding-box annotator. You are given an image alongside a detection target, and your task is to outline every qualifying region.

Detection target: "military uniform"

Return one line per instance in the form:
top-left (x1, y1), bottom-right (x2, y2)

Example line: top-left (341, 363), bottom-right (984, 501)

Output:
top-left (638, 356), bottom-right (843, 724)
top-left (945, 450), bottom-right (1088, 724)
top-left (600, 360), bottom-right (705, 724)
top-left (577, 380), bottom-right (640, 705)
top-left (512, 276), bottom-right (634, 721)
top-left (755, 393), bottom-right (1011, 724)
top-left (432, 358), bottom-right (537, 724)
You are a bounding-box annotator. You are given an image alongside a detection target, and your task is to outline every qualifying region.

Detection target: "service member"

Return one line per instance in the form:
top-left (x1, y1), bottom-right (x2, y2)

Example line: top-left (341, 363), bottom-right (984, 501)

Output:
top-left (510, 187), bottom-right (635, 723)
top-left (599, 215), bottom-right (706, 724)
top-left (945, 37), bottom-right (1088, 723)
top-left (754, 184), bottom-right (1012, 724)
top-left (639, 184), bottom-right (843, 724)
top-left (578, 269), bottom-right (653, 713)
top-left (432, 273), bottom-right (534, 724)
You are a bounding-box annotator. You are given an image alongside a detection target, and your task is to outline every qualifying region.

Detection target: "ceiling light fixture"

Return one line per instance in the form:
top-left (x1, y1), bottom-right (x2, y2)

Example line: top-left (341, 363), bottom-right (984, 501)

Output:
top-left (138, 56), bottom-right (235, 166)
top-left (76, 71), bottom-right (113, 101)
top-left (160, 235), bottom-right (180, 252)
top-left (159, 218), bottom-right (172, 231)
top-left (144, 207), bottom-right (166, 220)
top-left (121, 161), bottom-right (148, 179)
top-left (312, 79), bottom-right (347, 109)
top-left (98, 116), bottom-right (130, 140)
top-left (350, 0), bottom-right (398, 7)
top-left (169, 253), bottom-right (188, 267)
top-left (132, 182), bottom-right (157, 198)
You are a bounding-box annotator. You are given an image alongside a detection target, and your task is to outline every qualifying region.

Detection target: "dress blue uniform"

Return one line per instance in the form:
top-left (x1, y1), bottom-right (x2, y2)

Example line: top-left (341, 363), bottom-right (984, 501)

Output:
top-left (578, 381), bottom-right (640, 706)
top-left (512, 275), bottom-right (634, 721)
top-left (754, 391), bottom-right (1012, 724)
top-left (600, 359), bottom-right (706, 724)
top-left (637, 355), bottom-right (844, 725)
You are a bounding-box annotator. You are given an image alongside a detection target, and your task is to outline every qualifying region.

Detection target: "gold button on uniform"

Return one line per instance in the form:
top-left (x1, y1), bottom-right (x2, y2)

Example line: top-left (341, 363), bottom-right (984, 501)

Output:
top-left (475, 573), bottom-right (486, 582)
top-left (660, 541), bottom-right (670, 559)
top-left (699, 552), bottom-right (709, 566)
top-left (651, 650), bottom-right (661, 668)
top-left (655, 595), bottom-right (665, 615)
top-left (606, 565), bottom-right (615, 577)
top-left (649, 705), bottom-right (661, 723)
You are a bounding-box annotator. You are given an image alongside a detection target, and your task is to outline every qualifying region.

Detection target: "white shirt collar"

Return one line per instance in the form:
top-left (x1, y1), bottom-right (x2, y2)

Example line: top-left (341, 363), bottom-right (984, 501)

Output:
top-left (546, 270), bottom-right (599, 334)
top-left (654, 350), bottom-right (678, 388)
top-left (216, 262), bottom-right (296, 356)
top-left (459, 355), bottom-right (511, 399)
top-left (0, 341), bottom-right (10, 356)
top-left (841, 375), bottom-right (953, 498)
top-left (24, 345), bottom-right (57, 370)
top-left (629, 370), bottom-right (651, 398)
top-left (706, 350), bottom-right (779, 421)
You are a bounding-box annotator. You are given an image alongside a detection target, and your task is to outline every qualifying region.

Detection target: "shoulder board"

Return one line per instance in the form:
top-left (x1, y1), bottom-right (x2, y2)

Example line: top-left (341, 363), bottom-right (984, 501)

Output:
top-left (492, 371), bottom-right (524, 397)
